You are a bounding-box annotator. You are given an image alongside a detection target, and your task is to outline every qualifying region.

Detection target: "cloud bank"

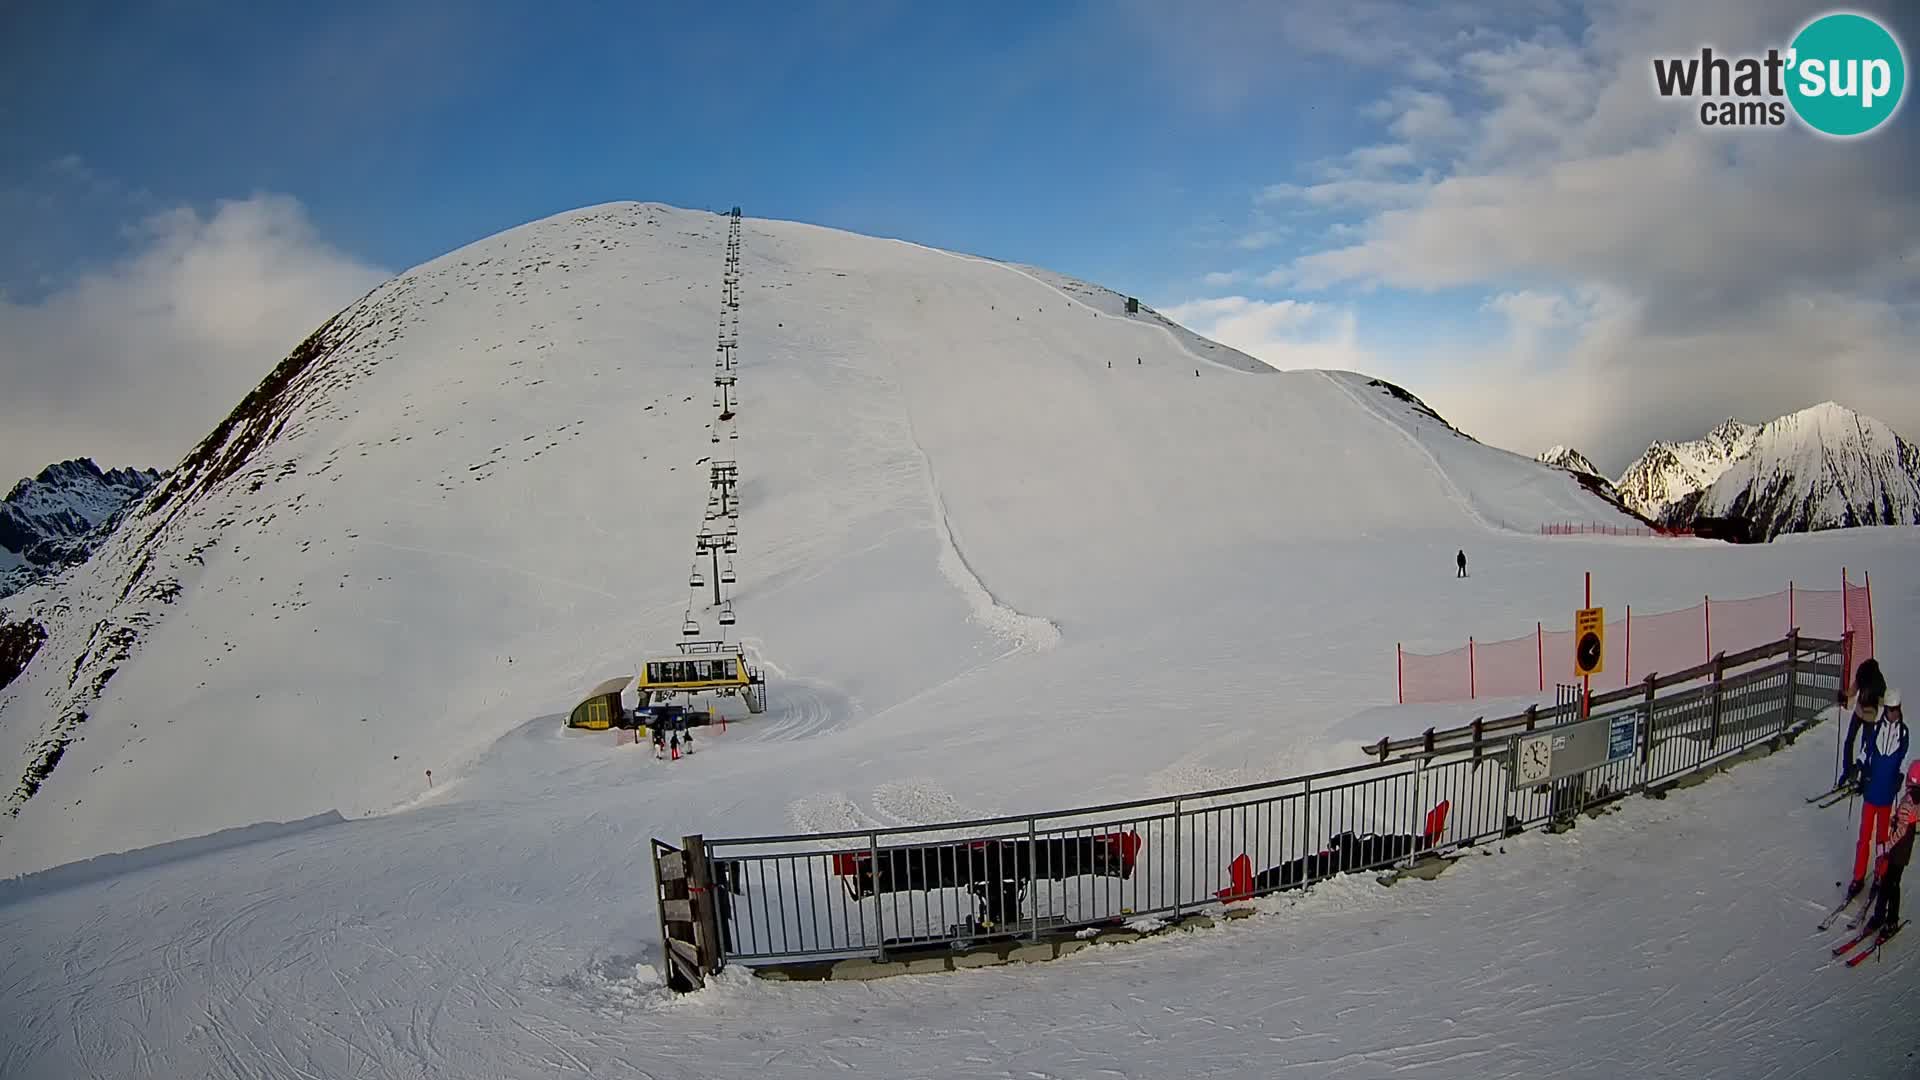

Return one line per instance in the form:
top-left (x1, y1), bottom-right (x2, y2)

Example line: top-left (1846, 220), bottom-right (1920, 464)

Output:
top-left (0, 192), bottom-right (389, 483)
top-left (1154, 0), bottom-right (1919, 475)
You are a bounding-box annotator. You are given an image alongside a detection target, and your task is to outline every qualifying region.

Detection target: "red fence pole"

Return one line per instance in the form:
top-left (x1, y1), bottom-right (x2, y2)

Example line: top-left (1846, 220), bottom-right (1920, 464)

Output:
top-left (1397, 644), bottom-right (1404, 704)
top-left (1625, 604), bottom-right (1632, 686)
top-left (1537, 621), bottom-right (1544, 691)
top-left (1703, 595), bottom-right (1712, 663)
top-left (1866, 571), bottom-right (1875, 658)
top-left (1789, 581), bottom-right (1795, 633)
top-left (1469, 637), bottom-right (1477, 700)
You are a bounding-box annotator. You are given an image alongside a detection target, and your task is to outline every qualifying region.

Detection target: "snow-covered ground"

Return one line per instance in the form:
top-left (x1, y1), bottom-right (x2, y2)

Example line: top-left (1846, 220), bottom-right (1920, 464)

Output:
top-left (0, 203), bottom-right (1915, 1078)
top-left (1, 695), bottom-right (1913, 1079)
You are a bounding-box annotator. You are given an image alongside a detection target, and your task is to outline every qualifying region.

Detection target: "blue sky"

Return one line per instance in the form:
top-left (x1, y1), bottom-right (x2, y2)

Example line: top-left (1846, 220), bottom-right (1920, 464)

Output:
top-left (2, 1), bottom-right (1374, 299)
top-left (2, 0), bottom-right (1916, 481)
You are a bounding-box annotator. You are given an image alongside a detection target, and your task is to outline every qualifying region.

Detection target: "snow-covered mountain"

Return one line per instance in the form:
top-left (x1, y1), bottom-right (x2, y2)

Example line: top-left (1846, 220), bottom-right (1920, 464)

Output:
top-left (1614, 419), bottom-right (1759, 520)
top-left (0, 459), bottom-right (162, 598)
top-left (0, 200), bottom-right (1639, 876)
top-left (1, 201), bottom-right (1916, 1080)
top-left (1663, 403), bottom-right (1920, 541)
top-left (1534, 444), bottom-right (1646, 522)
top-left (1536, 445), bottom-right (1600, 477)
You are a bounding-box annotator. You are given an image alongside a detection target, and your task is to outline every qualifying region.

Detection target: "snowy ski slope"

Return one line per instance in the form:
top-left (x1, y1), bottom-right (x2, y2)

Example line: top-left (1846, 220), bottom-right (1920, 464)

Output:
top-left (0, 202), bottom-right (1637, 875)
top-left (0, 203), bottom-right (1915, 1078)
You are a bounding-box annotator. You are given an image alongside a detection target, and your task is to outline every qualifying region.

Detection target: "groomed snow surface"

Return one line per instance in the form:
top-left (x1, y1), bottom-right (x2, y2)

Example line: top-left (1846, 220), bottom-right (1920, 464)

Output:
top-left (0, 204), bottom-right (1916, 1077)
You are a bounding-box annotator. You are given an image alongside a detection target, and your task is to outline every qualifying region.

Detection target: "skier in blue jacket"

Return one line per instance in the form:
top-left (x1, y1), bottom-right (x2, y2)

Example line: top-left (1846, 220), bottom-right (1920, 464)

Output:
top-left (1843, 660), bottom-right (1908, 897)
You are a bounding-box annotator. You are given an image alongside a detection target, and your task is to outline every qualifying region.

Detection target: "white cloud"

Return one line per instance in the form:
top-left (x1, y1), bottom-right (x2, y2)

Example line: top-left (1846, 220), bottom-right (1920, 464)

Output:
top-left (1236, 229), bottom-right (1289, 250)
top-left (1366, 89), bottom-right (1469, 145)
top-left (1161, 295), bottom-right (1374, 371)
top-left (0, 194), bottom-right (389, 482)
top-left (1203, 271), bottom-right (1245, 287)
top-left (1258, 177), bottom-right (1436, 210)
top-left (1240, 0), bottom-right (1920, 471)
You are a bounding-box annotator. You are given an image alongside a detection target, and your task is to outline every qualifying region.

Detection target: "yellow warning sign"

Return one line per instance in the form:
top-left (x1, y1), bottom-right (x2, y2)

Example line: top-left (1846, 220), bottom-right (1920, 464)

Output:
top-left (1574, 607), bottom-right (1606, 677)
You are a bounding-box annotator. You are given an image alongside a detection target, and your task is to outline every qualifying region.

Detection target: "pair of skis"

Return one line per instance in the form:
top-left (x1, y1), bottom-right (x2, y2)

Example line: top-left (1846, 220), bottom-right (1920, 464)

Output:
top-left (1806, 779), bottom-right (1858, 809)
top-left (1832, 920), bottom-right (1908, 967)
top-left (1817, 879), bottom-right (1907, 966)
top-left (1817, 878), bottom-right (1875, 931)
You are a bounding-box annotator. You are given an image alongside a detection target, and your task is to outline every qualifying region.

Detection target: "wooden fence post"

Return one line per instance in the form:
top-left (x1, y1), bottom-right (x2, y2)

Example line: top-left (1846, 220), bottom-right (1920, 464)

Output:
top-left (683, 834), bottom-right (722, 977)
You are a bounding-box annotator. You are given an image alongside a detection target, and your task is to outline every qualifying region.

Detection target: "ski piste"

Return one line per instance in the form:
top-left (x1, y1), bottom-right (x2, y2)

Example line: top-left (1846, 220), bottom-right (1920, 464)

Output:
top-left (1844, 921), bottom-right (1908, 967)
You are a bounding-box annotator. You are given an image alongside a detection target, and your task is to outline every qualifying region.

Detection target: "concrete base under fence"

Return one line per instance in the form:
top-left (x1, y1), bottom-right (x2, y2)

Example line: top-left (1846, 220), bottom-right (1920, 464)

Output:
top-left (747, 721), bottom-right (1818, 987)
top-left (752, 914), bottom-right (1223, 982)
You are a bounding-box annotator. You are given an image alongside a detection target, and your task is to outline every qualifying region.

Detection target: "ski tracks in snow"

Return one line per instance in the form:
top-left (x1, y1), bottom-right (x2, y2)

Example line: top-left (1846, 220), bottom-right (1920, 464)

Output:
top-left (895, 381), bottom-right (1060, 656)
top-left (1317, 370), bottom-right (1500, 534)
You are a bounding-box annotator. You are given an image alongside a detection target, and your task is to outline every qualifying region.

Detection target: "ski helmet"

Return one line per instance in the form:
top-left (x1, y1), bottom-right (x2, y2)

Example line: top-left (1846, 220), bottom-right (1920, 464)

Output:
top-left (1908, 760), bottom-right (1920, 787)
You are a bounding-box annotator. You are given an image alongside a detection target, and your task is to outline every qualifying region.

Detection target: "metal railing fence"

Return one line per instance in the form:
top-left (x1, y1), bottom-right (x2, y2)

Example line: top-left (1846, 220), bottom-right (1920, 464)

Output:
top-left (671, 633), bottom-right (1844, 969)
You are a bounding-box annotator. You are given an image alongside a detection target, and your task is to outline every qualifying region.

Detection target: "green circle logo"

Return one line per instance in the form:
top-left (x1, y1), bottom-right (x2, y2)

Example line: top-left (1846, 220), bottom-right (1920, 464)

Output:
top-left (1787, 12), bottom-right (1906, 137)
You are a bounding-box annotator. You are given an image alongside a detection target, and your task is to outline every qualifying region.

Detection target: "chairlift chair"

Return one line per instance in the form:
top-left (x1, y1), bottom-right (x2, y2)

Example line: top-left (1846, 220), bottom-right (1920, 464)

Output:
top-left (682, 615), bottom-right (701, 637)
top-left (720, 564), bottom-right (737, 585)
top-left (690, 567), bottom-right (707, 589)
top-left (718, 603), bottom-right (736, 627)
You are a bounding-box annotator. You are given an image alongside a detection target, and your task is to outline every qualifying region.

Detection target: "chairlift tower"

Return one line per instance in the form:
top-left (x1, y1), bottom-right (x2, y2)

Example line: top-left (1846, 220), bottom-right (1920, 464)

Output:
top-left (694, 527), bottom-right (738, 608)
top-left (715, 373), bottom-right (737, 421)
top-left (710, 460), bottom-right (739, 518)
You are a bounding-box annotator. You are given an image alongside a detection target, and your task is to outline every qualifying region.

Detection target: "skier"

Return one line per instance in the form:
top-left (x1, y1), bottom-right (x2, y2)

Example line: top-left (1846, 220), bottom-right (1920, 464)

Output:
top-left (670, 732), bottom-right (681, 761)
top-left (653, 728), bottom-right (666, 760)
top-left (1456, 550), bottom-right (1468, 578)
top-left (1862, 760), bottom-right (1920, 939)
top-left (1841, 664), bottom-right (1907, 899)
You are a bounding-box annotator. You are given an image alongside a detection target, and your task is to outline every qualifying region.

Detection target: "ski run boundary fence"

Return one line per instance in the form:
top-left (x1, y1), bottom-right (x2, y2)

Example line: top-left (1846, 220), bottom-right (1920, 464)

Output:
top-left (1397, 569), bottom-right (1874, 706)
top-left (1539, 523), bottom-right (1694, 538)
top-left (652, 631), bottom-right (1847, 988)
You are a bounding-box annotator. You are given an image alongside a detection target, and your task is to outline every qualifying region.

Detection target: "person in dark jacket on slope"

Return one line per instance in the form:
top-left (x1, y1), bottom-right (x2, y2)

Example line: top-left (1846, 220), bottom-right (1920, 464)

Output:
top-left (1863, 761), bottom-right (1920, 938)
top-left (1842, 660), bottom-right (1908, 898)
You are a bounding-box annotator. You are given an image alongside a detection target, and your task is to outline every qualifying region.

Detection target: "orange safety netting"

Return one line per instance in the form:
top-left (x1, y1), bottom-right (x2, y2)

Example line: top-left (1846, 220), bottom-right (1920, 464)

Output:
top-left (1397, 572), bottom-right (1875, 704)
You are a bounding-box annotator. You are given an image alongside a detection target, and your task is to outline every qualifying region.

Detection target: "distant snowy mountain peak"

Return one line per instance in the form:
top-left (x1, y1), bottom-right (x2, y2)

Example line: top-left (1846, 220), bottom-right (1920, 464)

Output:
top-left (1614, 419), bottom-right (1759, 520)
top-left (1537, 445), bottom-right (1600, 477)
top-left (1665, 402), bottom-right (1920, 540)
top-left (0, 459), bottom-right (163, 597)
